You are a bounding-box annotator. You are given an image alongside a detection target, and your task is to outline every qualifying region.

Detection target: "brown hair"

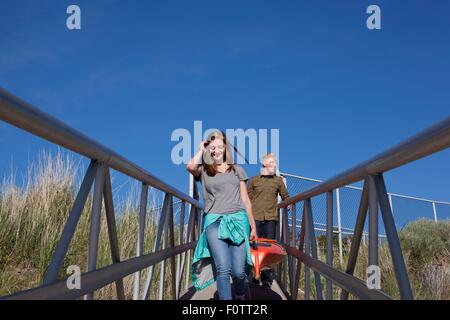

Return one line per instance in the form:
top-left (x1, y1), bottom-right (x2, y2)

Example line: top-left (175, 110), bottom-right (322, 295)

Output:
top-left (203, 131), bottom-right (236, 176)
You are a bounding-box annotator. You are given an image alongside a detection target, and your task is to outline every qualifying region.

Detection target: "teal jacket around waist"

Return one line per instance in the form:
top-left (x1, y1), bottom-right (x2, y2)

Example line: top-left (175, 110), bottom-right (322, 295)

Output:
top-left (191, 211), bottom-right (254, 291)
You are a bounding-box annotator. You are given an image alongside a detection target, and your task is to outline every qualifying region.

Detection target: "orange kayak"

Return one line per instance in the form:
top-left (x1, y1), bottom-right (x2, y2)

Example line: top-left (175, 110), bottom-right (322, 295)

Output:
top-left (250, 238), bottom-right (287, 280)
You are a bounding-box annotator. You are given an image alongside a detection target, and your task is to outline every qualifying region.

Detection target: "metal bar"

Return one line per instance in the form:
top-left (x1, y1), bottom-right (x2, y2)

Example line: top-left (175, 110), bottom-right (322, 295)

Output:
top-left (280, 172), bottom-right (450, 206)
top-left (0, 88), bottom-right (201, 208)
top-left (178, 204), bottom-right (191, 297)
top-left (43, 160), bottom-right (97, 284)
top-left (368, 175), bottom-right (379, 267)
top-left (304, 200), bottom-right (310, 300)
top-left (192, 178), bottom-right (200, 241)
top-left (3, 241), bottom-right (197, 300)
top-left (290, 204), bottom-right (297, 295)
top-left (278, 116), bottom-right (450, 208)
top-left (133, 183), bottom-right (149, 300)
top-left (374, 175), bottom-right (414, 300)
top-left (184, 176), bottom-right (196, 293)
top-left (386, 192), bottom-right (450, 205)
top-left (341, 179), bottom-right (369, 300)
top-left (336, 188), bottom-right (344, 267)
top-left (276, 208), bottom-right (281, 284)
top-left (142, 193), bottom-right (171, 300)
top-left (283, 207), bottom-right (290, 291)
top-left (281, 245), bottom-right (392, 300)
top-left (176, 200), bottom-right (186, 299)
top-left (282, 207), bottom-right (292, 294)
top-left (292, 203), bottom-right (305, 300)
top-left (305, 198), bottom-right (323, 300)
top-left (159, 203), bottom-right (170, 300)
top-left (291, 221), bottom-right (363, 232)
top-left (388, 193), bottom-right (394, 213)
top-left (182, 204), bottom-right (197, 292)
top-left (168, 197), bottom-right (177, 300)
top-left (185, 249), bottom-right (191, 292)
top-left (280, 173), bottom-right (323, 183)
top-left (85, 164), bottom-right (106, 300)
top-left (432, 201), bottom-right (438, 222)
top-left (103, 168), bottom-right (125, 300)
top-left (326, 190), bottom-right (333, 300)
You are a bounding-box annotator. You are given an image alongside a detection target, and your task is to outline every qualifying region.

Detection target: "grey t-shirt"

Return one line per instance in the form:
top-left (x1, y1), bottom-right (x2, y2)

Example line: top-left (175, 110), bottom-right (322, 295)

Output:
top-left (195, 164), bottom-right (248, 214)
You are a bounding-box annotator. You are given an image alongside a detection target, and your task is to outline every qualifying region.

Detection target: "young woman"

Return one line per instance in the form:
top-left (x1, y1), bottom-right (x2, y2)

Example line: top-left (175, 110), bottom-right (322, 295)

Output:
top-left (187, 131), bottom-right (258, 300)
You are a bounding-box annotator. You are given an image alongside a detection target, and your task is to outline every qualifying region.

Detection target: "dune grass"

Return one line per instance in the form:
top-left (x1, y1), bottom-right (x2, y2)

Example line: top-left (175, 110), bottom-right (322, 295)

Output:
top-left (0, 150), bottom-right (187, 299)
top-left (288, 219), bottom-right (450, 300)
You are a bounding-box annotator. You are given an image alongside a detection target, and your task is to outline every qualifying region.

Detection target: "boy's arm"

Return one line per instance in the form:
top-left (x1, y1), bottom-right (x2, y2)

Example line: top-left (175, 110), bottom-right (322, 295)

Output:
top-left (278, 177), bottom-right (290, 201)
top-left (247, 178), bottom-right (254, 201)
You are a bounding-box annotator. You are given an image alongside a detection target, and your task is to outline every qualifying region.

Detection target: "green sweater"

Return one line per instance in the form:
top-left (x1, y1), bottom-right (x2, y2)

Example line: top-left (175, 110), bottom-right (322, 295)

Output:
top-left (191, 211), bottom-right (254, 291)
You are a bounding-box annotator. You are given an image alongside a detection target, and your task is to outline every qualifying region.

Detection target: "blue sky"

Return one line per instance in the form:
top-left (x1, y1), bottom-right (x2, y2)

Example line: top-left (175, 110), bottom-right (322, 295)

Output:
top-left (1, 0), bottom-right (449, 205)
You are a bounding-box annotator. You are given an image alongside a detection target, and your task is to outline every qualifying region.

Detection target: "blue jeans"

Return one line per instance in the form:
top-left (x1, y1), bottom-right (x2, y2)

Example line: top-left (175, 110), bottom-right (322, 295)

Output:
top-left (205, 218), bottom-right (248, 300)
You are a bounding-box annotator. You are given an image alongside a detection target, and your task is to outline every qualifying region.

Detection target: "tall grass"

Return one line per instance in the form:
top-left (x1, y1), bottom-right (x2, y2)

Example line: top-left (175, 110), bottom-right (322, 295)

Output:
top-left (291, 220), bottom-right (450, 300)
top-left (0, 150), bottom-right (186, 299)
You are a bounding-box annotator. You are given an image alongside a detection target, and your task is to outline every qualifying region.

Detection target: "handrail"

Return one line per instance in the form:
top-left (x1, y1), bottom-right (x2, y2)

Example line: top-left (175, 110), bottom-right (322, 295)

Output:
top-left (275, 117), bottom-right (449, 300)
top-left (2, 241), bottom-right (197, 300)
top-left (281, 244), bottom-right (391, 300)
top-left (279, 117), bottom-right (450, 208)
top-left (0, 87), bottom-right (201, 208)
top-left (280, 172), bottom-right (450, 205)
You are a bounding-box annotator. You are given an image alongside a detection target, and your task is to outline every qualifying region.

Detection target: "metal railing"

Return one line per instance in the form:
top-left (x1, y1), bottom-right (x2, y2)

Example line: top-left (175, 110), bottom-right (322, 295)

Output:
top-left (280, 172), bottom-right (450, 266)
top-left (0, 87), bottom-right (203, 300)
top-left (1, 86), bottom-right (449, 300)
top-left (275, 116), bottom-right (450, 300)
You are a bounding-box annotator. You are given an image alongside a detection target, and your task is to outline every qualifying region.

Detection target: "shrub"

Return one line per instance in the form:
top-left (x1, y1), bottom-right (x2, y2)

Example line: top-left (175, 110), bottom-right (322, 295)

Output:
top-left (399, 219), bottom-right (450, 270)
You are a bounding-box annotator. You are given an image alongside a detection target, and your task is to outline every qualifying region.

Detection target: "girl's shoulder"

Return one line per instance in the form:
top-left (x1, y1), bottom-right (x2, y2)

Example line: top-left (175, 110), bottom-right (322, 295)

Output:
top-left (232, 164), bottom-right (248, 181)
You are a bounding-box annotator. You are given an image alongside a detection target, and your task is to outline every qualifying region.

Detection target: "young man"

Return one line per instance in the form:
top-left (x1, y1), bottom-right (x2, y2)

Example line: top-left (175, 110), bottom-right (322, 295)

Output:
top-left (247, 153), bottom-right (290, 288)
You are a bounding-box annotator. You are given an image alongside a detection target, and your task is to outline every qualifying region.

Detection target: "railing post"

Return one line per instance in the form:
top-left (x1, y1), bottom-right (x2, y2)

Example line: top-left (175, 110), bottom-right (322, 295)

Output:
top-left (103, 168), bottom-right (125, 300)
top-left (292, 203), bottom-right (305, 300)
top-left (374, 174), bottom-right (414, 300)
top-left (168, 197), bottom-right (177, 300)
top-left (185, 175), bottom-right (194, 293)
top-left (305, 198), bottom-right (323, 300)
top-left (326, 190), bottom-right (334, 300)
top-left (275, 208), bottom-right (281, 284)
top-left (43, 160), bottom-right (98, 285)
top-left (432, 201), bottom-right (438, 222)
top-left (282, 207), bottom-right (291, 294)
top-left (159, 196), bottom-right (171, 300)
top-left (388, 193), bottom-right (394, 214)
top-left (133, 183), bottom-right (149, 300)
top-left (304, 200), bottom-right (310, 300)
top-left (184, 204), bottom-right (197, 293)
top-left (290, 204), bottom-right (297, 296)
top-left (176, 200), bottom-right (186, 299)
top-left (340, 179), bottom-right (369, 300)
top-left (142, 193), bottom-right (171, 300)
top-left (336, 188), bottom-right (344, 267)
top-left (368, 175), bottom-right (379, 268)
top-left (85, 164), bottom-right (106, 300)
